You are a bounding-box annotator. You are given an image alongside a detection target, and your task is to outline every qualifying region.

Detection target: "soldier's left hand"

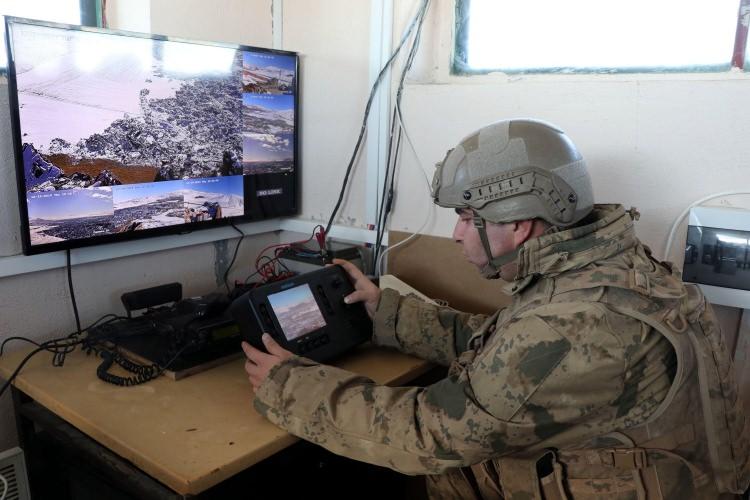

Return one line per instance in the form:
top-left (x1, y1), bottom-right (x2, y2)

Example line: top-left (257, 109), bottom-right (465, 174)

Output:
top-left (242, 334), bottom-right (293, 391)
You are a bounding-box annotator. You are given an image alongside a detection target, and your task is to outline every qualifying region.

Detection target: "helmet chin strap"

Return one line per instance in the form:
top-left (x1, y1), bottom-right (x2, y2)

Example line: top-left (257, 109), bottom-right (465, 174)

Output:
top-left (473, 214), bottom-right (520, 280)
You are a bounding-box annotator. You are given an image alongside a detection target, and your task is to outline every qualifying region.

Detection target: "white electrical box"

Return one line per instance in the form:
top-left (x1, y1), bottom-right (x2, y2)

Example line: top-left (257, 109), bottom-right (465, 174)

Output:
top-left (684, 206), bottom-right (750, 309)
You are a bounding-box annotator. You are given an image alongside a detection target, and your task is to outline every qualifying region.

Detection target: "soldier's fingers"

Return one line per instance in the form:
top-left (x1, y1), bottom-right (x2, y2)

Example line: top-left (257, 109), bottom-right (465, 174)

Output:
top-left (344, 290), bottom-right (368, 304)
top-left (333, 259), bottom-right (365, 280)
top-left (244, 359), bottom-right (261, 378)
top-left (241, 341), bottom-right (257, 359)
top-left (249, 376), bottom-right (262, 391)
top-left (242, 342), bottom-right (274, 365)
top-left (261, 333), bottom-right (289, 358)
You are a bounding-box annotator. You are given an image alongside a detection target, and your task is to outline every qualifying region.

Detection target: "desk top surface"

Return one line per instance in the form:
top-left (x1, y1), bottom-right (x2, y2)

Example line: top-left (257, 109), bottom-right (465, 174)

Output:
top-left (0, 344), bottom-right (431, 495)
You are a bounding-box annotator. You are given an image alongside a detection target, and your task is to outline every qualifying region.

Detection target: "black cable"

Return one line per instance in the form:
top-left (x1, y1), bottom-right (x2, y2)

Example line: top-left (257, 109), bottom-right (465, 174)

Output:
top-left (325, 0), bottom-right (431, 237)
top-left (223, 221), bottom-right (246, 294)
top-left (244, 266), bottom-right (266, 284)
top-left (372, 1), bottom-right (430, 273)
top-left (374, 121), bottom-right (404, 261)
top-left (94, 343), bottom-right (189, 387)
top-left (0, 314), bottom-right (122, 360)
top-left (0, 313), bottom-right (125, 398)
top-left (0, 336), bottom-right (85, 399)
top-left (371, 4), bottom-right (426, 271)
top-left (374, 107), bottom-right (400, 240)
top-left (277, 258), bottom-right (292, 274)
top-left (373, 127), bottom-right (402, 275)
top-left (373, 122), bottom-right (401, 268)
top-left (66, 249), bottom-right (82, 336)
top-left (0, 345), bottom-right (50, 399)
top-left (0, 337), bottom-right (41, 354)
top-left (244, 256), bottom-right (280, 285)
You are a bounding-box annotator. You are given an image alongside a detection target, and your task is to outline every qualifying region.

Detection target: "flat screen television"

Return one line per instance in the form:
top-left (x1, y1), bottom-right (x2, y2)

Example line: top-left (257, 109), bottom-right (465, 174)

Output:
top-left (5, 17), bottom-right (299, 255)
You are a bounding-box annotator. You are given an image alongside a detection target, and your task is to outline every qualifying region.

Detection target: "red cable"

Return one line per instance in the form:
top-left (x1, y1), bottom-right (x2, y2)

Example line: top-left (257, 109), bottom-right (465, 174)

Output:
top-left (252, 225), bottom-right (325, 280)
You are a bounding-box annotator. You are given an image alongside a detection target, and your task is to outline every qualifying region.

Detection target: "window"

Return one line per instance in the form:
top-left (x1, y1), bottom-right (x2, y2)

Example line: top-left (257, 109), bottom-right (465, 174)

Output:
top-left (454, 0), bottom-right (750, 74)
top-left (1, 0), bottom-right (99, 70)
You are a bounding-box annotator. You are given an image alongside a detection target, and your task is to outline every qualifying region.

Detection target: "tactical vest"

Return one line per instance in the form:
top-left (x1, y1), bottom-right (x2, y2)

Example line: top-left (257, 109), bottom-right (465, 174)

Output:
top-left (476, 261), bottom-right (750, 499)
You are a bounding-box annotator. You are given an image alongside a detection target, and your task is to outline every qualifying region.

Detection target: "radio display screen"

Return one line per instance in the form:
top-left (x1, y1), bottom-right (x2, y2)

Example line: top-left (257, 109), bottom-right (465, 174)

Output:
top-left (267, 284), bottom-right (326, 340)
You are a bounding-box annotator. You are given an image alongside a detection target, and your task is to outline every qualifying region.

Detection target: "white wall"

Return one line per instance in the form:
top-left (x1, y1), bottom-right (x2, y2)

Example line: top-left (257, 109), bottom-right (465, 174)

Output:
top-left (283, 0), bottom-right (374, 228)
top-left (106, 0), bottom-right (150, 32)
top-left (149, 0), bottom-right (272, 46)
top-left (0, 90), bottom-right (22, 257)
top-left (393, 79), bottom-right (750, 255)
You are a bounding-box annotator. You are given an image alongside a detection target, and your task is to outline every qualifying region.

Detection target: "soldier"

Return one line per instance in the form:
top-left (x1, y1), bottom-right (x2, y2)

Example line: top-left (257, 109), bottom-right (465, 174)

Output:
top-left (242, 119), bottom-right (749, 499)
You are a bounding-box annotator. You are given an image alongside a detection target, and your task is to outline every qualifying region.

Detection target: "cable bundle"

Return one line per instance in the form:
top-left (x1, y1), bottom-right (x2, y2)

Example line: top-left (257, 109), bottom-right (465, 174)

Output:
top-left (323, 0), bottom-right (432, 276)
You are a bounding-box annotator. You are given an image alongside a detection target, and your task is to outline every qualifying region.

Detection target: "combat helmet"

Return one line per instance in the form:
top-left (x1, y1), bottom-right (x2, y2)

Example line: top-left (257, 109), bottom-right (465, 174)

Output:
top-left (431, 119), bottom-right (594, 276)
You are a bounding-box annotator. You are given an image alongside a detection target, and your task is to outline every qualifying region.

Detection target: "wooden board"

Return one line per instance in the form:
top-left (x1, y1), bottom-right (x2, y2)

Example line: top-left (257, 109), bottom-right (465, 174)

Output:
top-left (0, 345), bottom-right (430, 495)
top-left (119, 345), bottom-right (243, 381)
top-left (387, 230), bottom-right (511, 315)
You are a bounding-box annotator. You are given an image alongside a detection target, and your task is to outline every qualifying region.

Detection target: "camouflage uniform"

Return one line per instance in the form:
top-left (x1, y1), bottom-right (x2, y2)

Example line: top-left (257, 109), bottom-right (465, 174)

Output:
top-left (254, 204), bottom-right (749, 499)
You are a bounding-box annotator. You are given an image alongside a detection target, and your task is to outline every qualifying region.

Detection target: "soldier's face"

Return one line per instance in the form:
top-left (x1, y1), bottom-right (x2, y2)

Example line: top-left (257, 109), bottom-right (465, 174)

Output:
top-left (453, 210), bottom-right (517, 275)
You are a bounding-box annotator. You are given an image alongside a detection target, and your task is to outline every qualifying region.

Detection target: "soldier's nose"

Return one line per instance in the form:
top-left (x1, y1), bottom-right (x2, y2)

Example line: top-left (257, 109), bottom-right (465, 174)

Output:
top-left (453, 221), bottom-right (464, 242)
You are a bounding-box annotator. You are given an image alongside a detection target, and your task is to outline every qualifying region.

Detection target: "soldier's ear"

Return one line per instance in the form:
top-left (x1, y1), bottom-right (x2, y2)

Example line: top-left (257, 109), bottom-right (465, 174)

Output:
top-left (512, 220), bottom-right (535, 246)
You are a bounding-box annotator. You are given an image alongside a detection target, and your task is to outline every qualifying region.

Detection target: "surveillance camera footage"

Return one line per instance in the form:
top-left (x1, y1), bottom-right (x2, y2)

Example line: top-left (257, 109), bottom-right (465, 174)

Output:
top-left (267, 284), bottom-right (327, 341)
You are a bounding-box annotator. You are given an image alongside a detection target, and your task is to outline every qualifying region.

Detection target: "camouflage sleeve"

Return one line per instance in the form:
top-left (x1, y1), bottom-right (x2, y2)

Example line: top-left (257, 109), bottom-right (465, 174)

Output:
top-left (372, 288), bottom-right (492, 366)
top-left (254, 307), bottom-right (634, 475)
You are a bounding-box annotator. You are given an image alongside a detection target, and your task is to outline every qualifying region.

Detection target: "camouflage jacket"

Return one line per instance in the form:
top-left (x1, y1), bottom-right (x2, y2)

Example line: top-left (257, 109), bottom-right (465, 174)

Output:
top-left (254, 204), bottom-right (748, 499)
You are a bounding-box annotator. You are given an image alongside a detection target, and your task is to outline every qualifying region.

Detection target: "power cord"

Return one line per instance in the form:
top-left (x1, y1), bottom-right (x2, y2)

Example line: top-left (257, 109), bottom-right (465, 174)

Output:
top-left (66, 249), bottom-right (82, 336)
top-left (324, 0), bottom-right (431, 238)
top-left (0, 337), bottom-right (83, 399)
top-left (250, 224), bottom-right (323, 283)
top-left (224, 221), bottom-right (246, 293)
top-left (372, 0), bottom-right (431, 274)
top-left (0, 314), bottom-right (125, 398)
top-left (92, 343), bottom-right (189, 387)
top-left (374, 88), bottom-right (436, 275)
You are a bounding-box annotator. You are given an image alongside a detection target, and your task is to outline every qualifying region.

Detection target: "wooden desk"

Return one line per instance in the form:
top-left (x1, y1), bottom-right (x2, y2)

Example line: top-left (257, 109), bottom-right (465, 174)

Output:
top-left (0, 345), bottom-right (431, 497)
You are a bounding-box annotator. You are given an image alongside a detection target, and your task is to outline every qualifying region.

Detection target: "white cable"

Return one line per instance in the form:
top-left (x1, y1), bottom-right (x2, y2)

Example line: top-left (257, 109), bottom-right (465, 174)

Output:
top-left (0, 472), bottom-right (7, 500)
top-left (663, 191), bottom-right (750, 262)
top-left (376, 207), bottom-right (432, 275)
top-left (376, 106), bottom-right (435, 275)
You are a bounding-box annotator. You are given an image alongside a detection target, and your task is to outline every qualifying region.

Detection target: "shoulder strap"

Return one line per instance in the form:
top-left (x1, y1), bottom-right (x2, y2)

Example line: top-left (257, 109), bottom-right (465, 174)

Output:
top-left (552, 267), bottom-right (687, 300)
top-left (550, 265), bottom-right (749, 494)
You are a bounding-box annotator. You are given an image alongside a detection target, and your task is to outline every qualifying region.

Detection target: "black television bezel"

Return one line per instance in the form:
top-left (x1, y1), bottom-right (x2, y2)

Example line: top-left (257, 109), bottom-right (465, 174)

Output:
top-left (5, 16), bottom-right (300, 256)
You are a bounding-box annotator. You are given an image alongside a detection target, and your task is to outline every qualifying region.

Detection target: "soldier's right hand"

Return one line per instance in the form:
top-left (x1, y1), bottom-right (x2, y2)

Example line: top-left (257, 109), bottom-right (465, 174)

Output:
top-left (333, 258), bottom-right (380, 319)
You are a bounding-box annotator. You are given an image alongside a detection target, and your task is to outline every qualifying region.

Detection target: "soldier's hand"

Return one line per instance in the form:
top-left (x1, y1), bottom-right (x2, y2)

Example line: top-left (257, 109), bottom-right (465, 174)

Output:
top-left (333, 258), bottom-right (380, 319)
top-left (242, 334), bottom-right (292, 391)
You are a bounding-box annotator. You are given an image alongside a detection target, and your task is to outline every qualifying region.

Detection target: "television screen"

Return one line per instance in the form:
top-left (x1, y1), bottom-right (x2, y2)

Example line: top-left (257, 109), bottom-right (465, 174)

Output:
top-left (5, 17), bottom-right (299, 254)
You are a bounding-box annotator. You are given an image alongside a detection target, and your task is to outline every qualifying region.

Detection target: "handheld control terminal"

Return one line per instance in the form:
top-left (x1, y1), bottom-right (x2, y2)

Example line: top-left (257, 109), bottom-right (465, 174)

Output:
top-left (230, 265), bottom-right (372, 362)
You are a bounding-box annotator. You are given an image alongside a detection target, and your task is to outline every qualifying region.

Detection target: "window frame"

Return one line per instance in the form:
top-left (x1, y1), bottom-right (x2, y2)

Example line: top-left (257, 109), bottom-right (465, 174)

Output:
top-left (452, 0), bottom-right (750, 76)
top-left (80, 0), bottom-right (102, 28)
